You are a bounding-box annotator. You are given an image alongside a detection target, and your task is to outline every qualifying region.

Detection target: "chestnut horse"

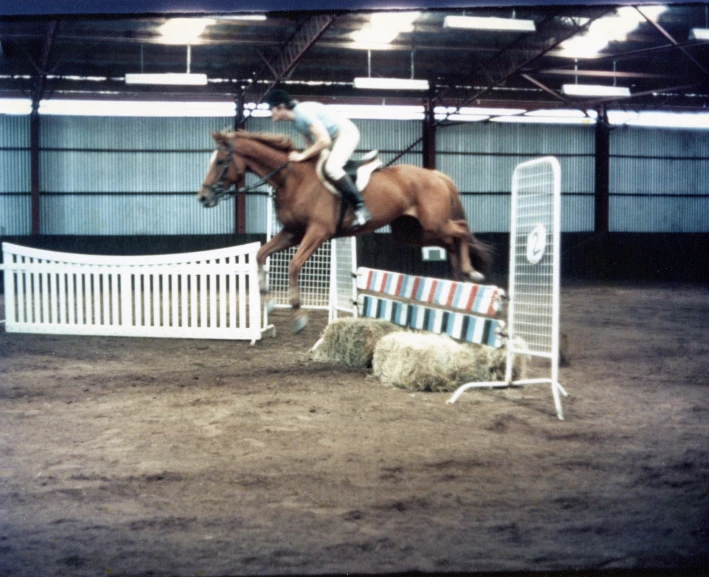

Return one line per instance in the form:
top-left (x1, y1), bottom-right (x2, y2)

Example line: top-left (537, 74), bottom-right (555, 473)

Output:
top-left (198, 129), bottom-right (492, 333)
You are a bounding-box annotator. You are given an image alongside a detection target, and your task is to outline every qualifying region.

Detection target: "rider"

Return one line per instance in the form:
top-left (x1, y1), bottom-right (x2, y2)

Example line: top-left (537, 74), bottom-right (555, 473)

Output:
top-left (264, 88), bottom-right (372, 229)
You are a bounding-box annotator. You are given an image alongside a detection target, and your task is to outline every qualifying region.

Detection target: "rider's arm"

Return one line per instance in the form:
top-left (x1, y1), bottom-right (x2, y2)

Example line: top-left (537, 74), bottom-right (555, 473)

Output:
top-left (290, 118), bottom-right (331, 162)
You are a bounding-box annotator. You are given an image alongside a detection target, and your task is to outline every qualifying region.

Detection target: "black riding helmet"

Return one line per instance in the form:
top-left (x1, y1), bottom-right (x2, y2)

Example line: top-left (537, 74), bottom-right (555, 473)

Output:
top-left (264, 89), bottom-right (293, 109)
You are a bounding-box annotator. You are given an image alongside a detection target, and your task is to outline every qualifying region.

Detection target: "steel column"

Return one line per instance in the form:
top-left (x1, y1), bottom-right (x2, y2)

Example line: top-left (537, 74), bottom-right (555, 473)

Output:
top-left (595, 107), bottom-right (610, 233)
top-left (422, 87), bottom-right (437, 170)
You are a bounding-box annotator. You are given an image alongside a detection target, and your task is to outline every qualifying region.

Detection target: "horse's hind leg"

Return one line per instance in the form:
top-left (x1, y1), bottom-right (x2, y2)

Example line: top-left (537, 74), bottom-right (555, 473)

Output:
top-left (287, 226), bottom-right (330, 334)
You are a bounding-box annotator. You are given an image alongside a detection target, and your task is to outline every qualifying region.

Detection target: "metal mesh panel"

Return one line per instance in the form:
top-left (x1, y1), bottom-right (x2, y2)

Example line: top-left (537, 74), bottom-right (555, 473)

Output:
top-left (507, 157), bottom-right (561, 359)
top-left (265, 195), bottom-right (355, 314)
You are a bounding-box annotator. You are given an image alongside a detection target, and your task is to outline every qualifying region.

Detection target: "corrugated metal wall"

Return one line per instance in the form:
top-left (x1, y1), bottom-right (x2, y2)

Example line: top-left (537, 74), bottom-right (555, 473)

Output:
top-left (438, 123), bottom-right (595, 232)
top-left (39, 116), bottom-right (235, 235)
top-left (0, 115), bottom-right (31, 235)
top-left (2, 113), bottom-right (708, 236)
top-left (610, 126), bottom-right (709, 232)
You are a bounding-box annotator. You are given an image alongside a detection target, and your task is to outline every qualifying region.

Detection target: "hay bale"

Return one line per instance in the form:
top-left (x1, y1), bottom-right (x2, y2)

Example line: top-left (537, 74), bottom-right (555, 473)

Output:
top-left (372, 332), bottom-right (527, 392)
top-left (310, 317), bottom-right (400, 368)
top-left (485, 337), bottom-right (527, 382)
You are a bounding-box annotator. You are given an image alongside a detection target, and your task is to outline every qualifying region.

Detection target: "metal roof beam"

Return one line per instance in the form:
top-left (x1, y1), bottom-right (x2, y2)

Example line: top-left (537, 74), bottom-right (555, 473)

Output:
top-left (239, 13), bottom-right (336, 112)
top-left (635, 5), bottom-right (709, 83)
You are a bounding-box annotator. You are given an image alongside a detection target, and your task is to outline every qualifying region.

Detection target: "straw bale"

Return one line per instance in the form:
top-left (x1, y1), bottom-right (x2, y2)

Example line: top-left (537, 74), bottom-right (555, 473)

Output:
top-left (310, 317), bottom-right (400, 368)
top-left (372, 332), bottom-right (527, 392)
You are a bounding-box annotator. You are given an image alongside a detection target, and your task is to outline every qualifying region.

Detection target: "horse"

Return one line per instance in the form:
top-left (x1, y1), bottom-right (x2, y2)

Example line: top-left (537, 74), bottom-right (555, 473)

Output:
top-left (198, 129), bottom-right (493, 333)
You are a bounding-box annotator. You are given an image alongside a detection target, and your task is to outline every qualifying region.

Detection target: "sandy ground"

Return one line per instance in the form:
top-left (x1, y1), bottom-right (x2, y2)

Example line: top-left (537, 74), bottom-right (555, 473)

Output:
top-left (1, 283), bottom-right (708, 577)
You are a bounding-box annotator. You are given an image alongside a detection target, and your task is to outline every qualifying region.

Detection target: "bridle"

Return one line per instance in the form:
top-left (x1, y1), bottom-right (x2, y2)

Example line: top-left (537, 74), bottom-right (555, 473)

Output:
top-left (205, 142), bottom-right (291, 203)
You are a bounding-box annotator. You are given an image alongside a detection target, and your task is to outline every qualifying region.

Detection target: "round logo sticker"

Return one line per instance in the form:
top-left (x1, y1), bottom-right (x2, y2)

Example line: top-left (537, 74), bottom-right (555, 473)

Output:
top-left (526, 224), bottom-right (547, 264)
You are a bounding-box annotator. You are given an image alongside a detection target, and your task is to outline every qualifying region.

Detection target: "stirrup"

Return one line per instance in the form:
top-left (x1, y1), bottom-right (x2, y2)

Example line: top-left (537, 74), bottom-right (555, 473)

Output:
top-left (352, 207), bottom-right (372, 228)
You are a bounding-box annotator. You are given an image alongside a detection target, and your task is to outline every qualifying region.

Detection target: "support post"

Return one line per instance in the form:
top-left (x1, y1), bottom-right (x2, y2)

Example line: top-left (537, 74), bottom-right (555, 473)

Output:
top-left (595, 106), bottom-right (610, 233)
top-left (30, 107), bottom-right (40, 235)
top-left (234, 92), bottom-right (246, 234)
top-left (422, 86), bottom-right (437, 170)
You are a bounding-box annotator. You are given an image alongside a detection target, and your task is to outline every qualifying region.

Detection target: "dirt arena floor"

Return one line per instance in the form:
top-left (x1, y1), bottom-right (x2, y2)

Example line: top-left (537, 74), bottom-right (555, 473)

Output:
top-left (1, 282), bottom-right (708, 577)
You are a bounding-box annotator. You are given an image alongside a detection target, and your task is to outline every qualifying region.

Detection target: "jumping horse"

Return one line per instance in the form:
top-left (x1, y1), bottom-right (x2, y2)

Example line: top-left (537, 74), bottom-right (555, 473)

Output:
top-left (198, 129), bottom-right (492, 333)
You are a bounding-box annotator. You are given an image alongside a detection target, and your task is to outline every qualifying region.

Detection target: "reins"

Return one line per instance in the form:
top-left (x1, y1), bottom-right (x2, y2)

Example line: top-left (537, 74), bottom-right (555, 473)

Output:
top-left (208, 143), bottom-right (291, 202)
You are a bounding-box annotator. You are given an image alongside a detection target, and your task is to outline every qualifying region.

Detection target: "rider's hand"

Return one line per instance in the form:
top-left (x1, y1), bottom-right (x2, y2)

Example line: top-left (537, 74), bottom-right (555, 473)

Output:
top-left (288, 151), bottom-right (305, 162)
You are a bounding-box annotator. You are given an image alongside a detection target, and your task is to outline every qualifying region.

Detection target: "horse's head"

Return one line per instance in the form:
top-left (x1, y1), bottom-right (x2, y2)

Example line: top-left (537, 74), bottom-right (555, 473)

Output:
top-left (197, 131), bottom-right (245, 208)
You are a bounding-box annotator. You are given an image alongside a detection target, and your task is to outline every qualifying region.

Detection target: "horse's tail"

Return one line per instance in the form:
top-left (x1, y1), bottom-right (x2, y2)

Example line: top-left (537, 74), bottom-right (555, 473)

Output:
top-left (436, 171), bottom-right (494, 278)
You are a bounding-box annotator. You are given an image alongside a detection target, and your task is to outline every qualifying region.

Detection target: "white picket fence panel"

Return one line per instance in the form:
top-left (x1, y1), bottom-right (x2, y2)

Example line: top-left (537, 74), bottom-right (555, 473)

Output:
top-left (1, 241), bottom-right (266, 343)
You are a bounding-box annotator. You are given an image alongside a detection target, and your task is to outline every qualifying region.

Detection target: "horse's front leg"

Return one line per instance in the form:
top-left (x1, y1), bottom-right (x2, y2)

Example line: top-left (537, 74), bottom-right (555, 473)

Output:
top-left (288, 226), bottom-right (330, 334)
top-left (256, 229), bottom-right (300, 314)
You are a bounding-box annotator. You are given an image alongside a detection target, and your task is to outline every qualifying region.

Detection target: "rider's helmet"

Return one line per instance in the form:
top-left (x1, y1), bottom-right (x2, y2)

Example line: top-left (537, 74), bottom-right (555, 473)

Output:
top-left (264, 89), bottom-right (293, 109)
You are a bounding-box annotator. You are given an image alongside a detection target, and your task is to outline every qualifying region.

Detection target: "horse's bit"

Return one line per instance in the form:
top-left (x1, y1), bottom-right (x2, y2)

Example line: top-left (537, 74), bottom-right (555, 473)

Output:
top-left (206, 144), bottom-right (291, 204)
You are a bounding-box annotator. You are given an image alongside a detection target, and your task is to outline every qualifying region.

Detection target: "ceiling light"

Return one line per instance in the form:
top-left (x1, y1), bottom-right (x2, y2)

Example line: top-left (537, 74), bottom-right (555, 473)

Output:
top-left (562, 84), bottom-right (630, 98)
top-left (443, 15), bottom-right (536, 32)
top-left (214, 14), bottom-right (267, 21)
top-left (354, 77), bottom-right (429, 91)
top-left (158, 18), bottom-right (215, 45)
top-left (689, 28), bottom-right (709, 40)
top-left (558, 6), bottom-right (667, 58)
top-left (350, 11), bottom-right (420, 49)
top-left (125, 73), bottom-right (208, 86)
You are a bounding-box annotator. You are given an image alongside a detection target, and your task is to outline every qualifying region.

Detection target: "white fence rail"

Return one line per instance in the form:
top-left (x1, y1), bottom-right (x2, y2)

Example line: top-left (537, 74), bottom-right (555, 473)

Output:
top-left (1, 242), bottom-right (266, 343)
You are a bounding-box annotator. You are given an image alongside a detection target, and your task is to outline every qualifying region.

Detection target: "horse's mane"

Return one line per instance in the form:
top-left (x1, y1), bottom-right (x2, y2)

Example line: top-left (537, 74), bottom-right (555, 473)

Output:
top-left (223, 129), bottom-right (295, 152)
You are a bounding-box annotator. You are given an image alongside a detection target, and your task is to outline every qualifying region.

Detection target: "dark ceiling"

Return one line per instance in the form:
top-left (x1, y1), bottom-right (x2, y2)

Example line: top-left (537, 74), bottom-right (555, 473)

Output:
top-left (2, 4), bottom-right (709, 116)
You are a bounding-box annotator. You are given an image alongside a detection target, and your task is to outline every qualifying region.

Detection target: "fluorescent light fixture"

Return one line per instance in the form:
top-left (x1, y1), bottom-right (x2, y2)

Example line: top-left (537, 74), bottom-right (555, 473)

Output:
top-left (125, 73), bottom-right (208, 86)
top-left (354, 77), bottom-right (429, 91)
top-left (350, 11), bottom-right (420, 49)
top-left (214, 14), bottom-right (267, 21)
top-left (562, 84), bottom-right (630, 98)
top-left (689, 28), bottom-right (709, 40)
top-left (558, 6), bottom-right (667, 58)
top-left (444, 15), bottom-right (536, 32)
top-left (158, 18), bottom-right (215, 44)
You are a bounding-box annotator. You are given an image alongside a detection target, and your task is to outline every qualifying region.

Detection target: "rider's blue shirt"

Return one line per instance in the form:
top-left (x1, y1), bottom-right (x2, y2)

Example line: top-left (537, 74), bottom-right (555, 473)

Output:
top-left (292, 102), bottom-right (342, 139)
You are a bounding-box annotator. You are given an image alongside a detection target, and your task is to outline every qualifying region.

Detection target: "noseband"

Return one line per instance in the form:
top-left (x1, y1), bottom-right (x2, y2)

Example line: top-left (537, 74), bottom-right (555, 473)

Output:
top-left (206, 144), bottom-right (243, 201)
top-left (206, 144), bottom-right (291, 203)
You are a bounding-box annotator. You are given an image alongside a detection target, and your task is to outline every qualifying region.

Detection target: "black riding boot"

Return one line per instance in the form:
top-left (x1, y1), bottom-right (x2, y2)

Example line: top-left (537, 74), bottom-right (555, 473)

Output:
top-left (333, 175), bottom-right (372, 228)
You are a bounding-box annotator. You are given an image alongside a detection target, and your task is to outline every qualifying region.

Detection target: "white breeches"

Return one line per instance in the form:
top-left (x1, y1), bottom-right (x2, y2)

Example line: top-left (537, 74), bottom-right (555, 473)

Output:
top-left (323, 118), bottom-right (360, 181)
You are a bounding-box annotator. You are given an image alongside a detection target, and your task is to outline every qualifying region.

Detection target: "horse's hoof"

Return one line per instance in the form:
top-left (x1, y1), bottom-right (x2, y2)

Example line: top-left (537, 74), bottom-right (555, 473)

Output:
top-left (293, 315), bottom-right (309, 334)
top-left (467, 270), bottom-right (485, 283)
top-left (264, 299), bottom-right (275, 314)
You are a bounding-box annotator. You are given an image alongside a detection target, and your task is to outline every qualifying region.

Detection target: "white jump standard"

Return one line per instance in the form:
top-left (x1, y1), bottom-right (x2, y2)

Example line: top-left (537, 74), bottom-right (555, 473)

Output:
top-left (448, 156), bottom-right (568, 420)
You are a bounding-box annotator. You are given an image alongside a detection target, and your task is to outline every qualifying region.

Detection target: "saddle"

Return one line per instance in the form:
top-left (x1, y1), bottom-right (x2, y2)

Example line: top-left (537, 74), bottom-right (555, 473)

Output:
top-left (316, 150), bottom-right (382, 195)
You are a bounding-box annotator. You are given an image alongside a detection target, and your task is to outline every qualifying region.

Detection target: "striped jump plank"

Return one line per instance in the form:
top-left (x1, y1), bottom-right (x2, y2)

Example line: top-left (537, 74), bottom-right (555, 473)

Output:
top-left (358, 294), bottom-right (505, 348)
top-left (356, 267), bottom-right (504, 317)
